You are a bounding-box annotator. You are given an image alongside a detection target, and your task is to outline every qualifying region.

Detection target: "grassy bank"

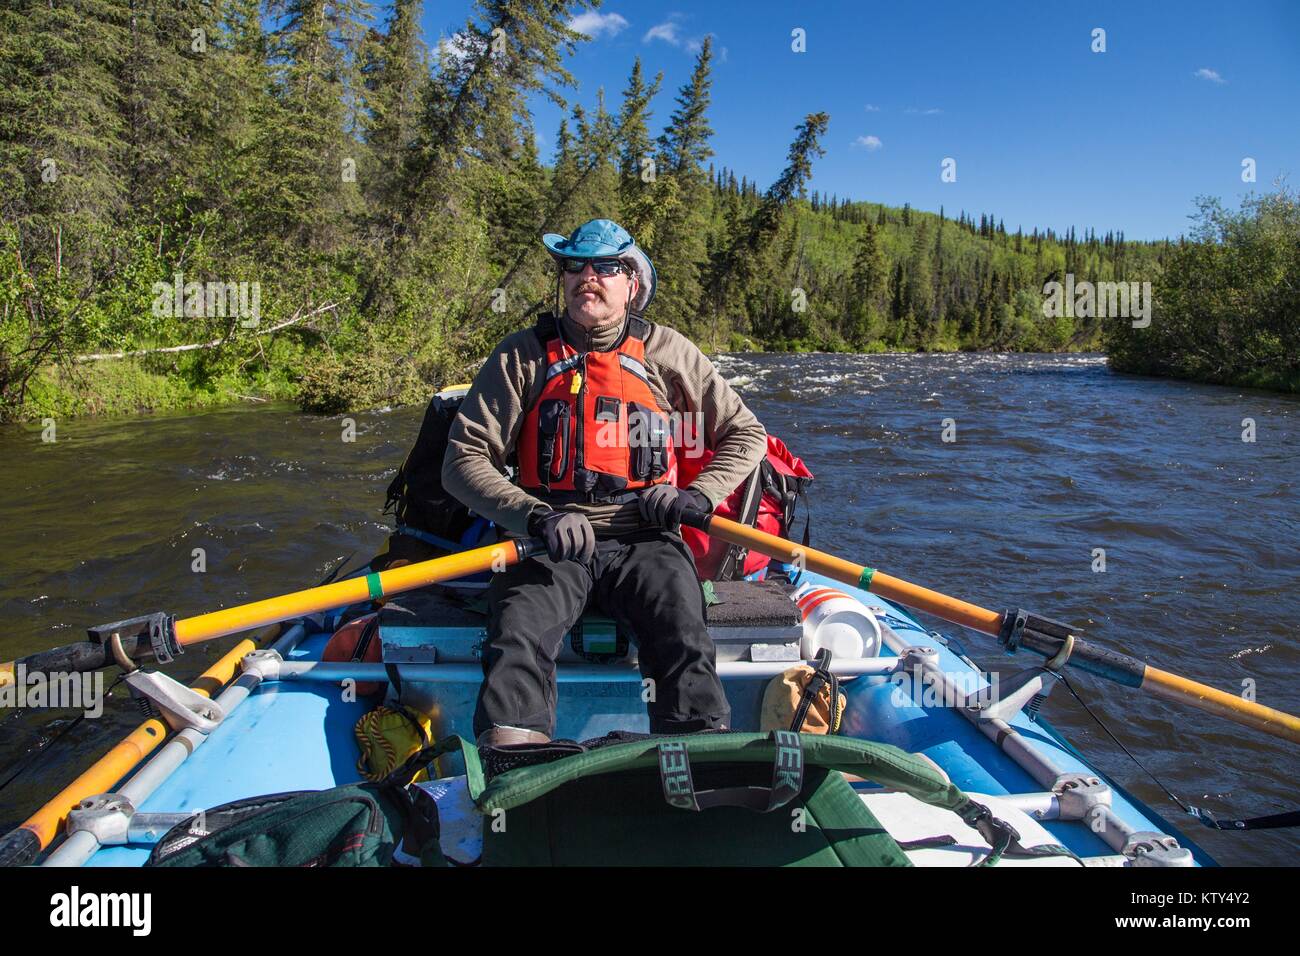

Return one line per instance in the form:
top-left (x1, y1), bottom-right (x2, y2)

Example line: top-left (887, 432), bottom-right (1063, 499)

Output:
top-left (20, 359), bottom-right (300, 421)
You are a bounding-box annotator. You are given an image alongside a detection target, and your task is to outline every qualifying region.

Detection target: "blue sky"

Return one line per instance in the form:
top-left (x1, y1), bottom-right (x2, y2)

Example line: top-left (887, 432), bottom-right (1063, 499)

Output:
top-left (417, 1), bottom-right (1300, 240)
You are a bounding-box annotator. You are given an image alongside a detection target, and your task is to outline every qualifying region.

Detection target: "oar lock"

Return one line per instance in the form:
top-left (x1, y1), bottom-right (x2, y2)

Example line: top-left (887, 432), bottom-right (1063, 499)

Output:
top-left (121, 669), bottom-right (225, 734)
top-left (86, 611), bottom-right (223, 733)
top-left (88, 611), bottom-right (181, 668)
top-left (999, 608), bottom-right (1078, 668)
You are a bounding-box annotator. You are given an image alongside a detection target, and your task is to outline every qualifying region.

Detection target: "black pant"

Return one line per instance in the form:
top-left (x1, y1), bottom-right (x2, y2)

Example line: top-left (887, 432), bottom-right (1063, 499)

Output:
top-left (472, 529), bottom-right (731, 738)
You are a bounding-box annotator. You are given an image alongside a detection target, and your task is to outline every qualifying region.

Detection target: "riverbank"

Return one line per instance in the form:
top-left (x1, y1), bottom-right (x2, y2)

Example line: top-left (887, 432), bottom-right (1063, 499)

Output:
top-left (9, 336), bottom-right (1111, 424)
top-left (15, 338), bottom-right (1297, 428)
top-left (1102, 191), bottom-right (1300, 396)
top-left (1107, 354), bottom-right (1300, 395)
top-left (18, 358), bottom-right (300, 421)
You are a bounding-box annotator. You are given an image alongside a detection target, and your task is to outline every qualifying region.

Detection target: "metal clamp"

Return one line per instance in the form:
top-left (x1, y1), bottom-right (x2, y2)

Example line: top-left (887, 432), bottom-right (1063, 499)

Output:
top-left (1051, 772), bottom-right (1112, 821)
top-left (66, 795), bottom-right (193, 846)
top-left (1000, 608), bottom-right (1029, 653)
top-left (1123, 831), bottom-right (1194, 867)
top-left (124, 669), bottom-right (225, 733)
top-left (240, 648), bottom-right (284, 682)
top-left (150, 613), bottom-right (180, 664)
top-left (897, 645), bottom-right (941, 670)
top-left (87, 611), bottom-right (181, 666)
top-left (67, 794), bottom-right (135, 846)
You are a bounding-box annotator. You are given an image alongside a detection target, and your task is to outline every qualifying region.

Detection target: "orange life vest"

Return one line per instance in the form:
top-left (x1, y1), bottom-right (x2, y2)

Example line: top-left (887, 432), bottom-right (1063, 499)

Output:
top-left (517, 314), bottom-right (678, 502)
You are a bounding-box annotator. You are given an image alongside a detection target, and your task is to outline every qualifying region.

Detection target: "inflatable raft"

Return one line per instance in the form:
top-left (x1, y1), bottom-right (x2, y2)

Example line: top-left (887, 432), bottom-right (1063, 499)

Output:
top-left (22, 560), bottom-right (1211, 867)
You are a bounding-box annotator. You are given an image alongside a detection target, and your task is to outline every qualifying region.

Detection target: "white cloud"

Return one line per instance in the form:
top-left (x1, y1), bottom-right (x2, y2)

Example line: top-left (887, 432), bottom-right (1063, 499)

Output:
top-left (570, 12), bottom-right (629, 39)
top-left (644, 21), bottom-right (682, 46)
top-left (1194, 67), bottom-right (1226, 84)
top-left (904, 107), bottom-right (943, 115)
top-left (854, 135), bottom-right (883, 151)
top-left (864, 103), bottom-right (881, 112)
top-left (644, 18), bottom-right (716, 55)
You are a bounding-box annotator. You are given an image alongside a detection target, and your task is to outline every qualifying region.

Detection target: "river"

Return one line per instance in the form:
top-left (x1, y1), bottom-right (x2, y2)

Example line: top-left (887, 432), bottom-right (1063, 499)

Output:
top-left (1, 352), bottom-right (1296, 864)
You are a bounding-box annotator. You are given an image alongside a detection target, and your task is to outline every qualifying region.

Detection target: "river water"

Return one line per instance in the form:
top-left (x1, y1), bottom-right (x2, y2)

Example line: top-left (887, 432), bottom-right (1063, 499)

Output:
top-left (1, 352), bottom-right (1296, 864)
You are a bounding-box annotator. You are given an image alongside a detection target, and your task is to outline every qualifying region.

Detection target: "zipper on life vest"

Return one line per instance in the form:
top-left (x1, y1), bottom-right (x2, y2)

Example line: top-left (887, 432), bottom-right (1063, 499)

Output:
top-left (574, 353), bottom-right (587, 481)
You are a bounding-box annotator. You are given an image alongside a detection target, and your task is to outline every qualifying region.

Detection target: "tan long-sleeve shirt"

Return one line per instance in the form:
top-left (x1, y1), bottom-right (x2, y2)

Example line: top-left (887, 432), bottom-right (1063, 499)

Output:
top-left (442, 312), bottom-right (767, 535)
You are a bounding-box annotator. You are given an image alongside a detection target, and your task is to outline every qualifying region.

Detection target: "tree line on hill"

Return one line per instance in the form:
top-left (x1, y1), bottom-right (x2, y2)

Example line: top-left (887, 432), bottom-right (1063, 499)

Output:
top-left (1, 0), bottom-right (1292, 421)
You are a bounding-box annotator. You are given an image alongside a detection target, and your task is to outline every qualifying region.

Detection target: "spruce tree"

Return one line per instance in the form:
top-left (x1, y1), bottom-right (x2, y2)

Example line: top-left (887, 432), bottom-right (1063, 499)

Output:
top-left (648, 36), bottom-right (716, 332)
top-left (847, 221), bottom-right (887, 344)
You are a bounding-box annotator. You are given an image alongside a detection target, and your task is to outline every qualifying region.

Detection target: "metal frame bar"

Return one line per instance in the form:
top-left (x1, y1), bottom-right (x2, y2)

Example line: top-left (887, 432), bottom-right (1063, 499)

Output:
top-left (262, 657), bottom-right (904, 684)
top-left (43, 623), bottom-right (309, 867)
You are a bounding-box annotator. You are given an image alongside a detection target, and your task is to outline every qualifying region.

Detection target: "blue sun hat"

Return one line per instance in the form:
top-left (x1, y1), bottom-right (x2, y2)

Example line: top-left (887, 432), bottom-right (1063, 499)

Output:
top-left (542, 219), bottom-right (657, 313)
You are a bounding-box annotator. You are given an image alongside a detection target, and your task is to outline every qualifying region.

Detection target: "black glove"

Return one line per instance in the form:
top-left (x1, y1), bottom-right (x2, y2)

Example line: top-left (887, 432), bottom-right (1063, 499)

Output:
top-left (637, 485), bottom-right (711, 532)
top-left (527, 509), bottom-right (596, 563)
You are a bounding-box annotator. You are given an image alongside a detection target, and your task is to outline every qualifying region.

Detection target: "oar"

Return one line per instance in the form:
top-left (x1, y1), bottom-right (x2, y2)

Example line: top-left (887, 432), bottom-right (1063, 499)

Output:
top-left (0, 556), bottom-right (355, 867)
top-left (683, 509), bottom-right (1300, 745)
top-left (0, 538), bottom-right (541, 683)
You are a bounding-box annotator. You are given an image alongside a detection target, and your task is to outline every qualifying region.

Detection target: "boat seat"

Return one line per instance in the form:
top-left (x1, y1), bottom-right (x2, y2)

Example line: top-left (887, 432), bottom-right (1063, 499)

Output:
top-left (376, 576), bottom-right (803, 671)
top-left (378, 585), bottom-right (487, 630)
top-left (707, 578), bottom-right (800, 628)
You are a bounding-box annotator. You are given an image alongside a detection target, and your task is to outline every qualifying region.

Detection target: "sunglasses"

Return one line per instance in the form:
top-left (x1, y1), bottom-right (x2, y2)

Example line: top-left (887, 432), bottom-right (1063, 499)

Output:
top-left (559, 257), bottom-right (629, 277)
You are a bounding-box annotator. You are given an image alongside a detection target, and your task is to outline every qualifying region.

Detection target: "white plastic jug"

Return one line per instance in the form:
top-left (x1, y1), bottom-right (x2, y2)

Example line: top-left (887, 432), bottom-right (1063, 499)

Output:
top-left (792, 583), bottom-right (882, 660)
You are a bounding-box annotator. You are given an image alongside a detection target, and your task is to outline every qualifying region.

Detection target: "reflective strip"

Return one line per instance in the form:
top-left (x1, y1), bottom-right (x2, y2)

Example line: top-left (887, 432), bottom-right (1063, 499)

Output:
top-left (858, 567), bottom-right (875, 591)
top-left (545, 355), bottom-right (582, 381)
top-left (618, 353), bottom-right (649, 383)
top-left (366, 573), bottom-right (385, 601)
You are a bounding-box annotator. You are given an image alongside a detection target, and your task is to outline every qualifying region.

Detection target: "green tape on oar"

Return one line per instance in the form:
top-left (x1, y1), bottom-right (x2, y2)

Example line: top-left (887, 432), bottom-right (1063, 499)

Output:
top-left (858, 567), bottom-right (875, 591)
top-left (365, 572), bottom-right (384, 601)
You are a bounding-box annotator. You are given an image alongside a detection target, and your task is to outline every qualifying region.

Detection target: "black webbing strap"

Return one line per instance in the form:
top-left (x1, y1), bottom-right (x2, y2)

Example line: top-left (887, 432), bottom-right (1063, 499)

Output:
top-left (791, 474), bottom-right (811, 548)
top-left (351, 614), bottom-right (402, 695)
top-left (957, 800), bottom-right (1083, 867)
top-left (352, 615), bottom-right (379, 662)
top-left (658, 730), bottom-right (804, 813)
top-left (717, 465), bottom-right (764, 580)
top-left (1192, 808), bottom-right (1300, 831)
top-left (790, 648), bottom-right (840, 734)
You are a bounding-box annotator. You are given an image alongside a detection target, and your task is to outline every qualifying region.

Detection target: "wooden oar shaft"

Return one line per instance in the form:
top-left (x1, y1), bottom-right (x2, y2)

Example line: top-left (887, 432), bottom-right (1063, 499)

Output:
top-left (691, 512), bottom-right (1300, 746)
top-left (175, 540), bottom-right (527, 647)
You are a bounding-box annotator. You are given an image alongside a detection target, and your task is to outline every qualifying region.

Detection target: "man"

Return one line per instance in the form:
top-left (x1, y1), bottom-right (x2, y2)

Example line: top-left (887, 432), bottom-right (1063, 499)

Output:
top-left (442, 219), bottom-right (767, 751)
